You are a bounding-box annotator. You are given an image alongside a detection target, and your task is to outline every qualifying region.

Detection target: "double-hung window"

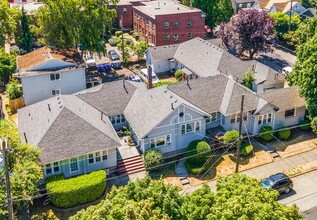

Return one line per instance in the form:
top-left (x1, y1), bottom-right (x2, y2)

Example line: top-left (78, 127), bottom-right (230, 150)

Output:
top-left (258, 113), bottom-right (272, 125)
top-left (164, 34), bottom-right (170, 40)
top-left (51, 89), bottom-right (60, 96)
top-left (174, 21), bottom-right (178, 28)
top-left (50, 73), bottom-right (60, 81)
top-left (187, 20), bottom-right (192, 27)
top-left (44, 162), bottom-right (60, 175)
top-left (174, 34), bottom-right (179, 41)
top-left (181, 121), bottom-right (201, 135)
top-left (88, 151), bottom-right (108, 164)
top-left (164, 21), bottom-right (169, 29)
top-left (109, 115), bottom-right (126, 124)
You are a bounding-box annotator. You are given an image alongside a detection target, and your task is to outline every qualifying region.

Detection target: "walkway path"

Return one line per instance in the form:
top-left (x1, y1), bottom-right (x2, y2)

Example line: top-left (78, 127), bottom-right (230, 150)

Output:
top-left (175, 159), bottom-right (191, 189)
top-left (182, 148), bottom-right (317, 194)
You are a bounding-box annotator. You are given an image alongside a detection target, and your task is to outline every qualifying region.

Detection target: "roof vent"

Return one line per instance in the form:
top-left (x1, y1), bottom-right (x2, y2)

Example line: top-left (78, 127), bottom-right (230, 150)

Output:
top-left (177, 7), bottom-right (180, 10)
top-left (171, 103), bottom-right (174, 110)
top-left (48, 104), bottom-right (51, 111)
top-left (28, 113), bottom-right (31, 116)
top-left (23, 132), bottom-right (28, 143)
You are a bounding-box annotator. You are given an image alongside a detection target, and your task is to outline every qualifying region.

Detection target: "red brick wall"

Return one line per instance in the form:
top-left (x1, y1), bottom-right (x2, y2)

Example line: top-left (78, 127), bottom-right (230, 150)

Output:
top-left (117, 4), bottom-right (134, 29)
top-left (133, 8), bottom-right (205, 46)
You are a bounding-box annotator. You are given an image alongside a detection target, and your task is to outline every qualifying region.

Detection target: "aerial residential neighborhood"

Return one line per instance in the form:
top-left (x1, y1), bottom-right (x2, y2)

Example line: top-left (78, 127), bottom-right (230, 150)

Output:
top-left (1, 0), bottom-right (317, 219)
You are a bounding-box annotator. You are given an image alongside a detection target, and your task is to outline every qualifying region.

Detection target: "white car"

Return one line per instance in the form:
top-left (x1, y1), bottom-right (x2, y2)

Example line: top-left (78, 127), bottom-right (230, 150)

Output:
top-left (128, 74), bottom-right (141, 82)
top-left (84, 55), bottom-right (96, 67)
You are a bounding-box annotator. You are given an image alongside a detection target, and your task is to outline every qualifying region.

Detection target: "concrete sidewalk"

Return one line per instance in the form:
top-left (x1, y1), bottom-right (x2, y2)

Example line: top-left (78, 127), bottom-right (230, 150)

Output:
top-left (182, 148), bottom-right (317, 194)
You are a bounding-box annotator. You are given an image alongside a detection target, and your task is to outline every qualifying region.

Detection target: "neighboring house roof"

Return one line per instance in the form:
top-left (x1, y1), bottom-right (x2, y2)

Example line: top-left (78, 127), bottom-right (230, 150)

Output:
top-left (300, 7), bottom-right (316, 17)
top-left (77, 80), bottom-right (139, 116)
top-left (134, 1), bottom-right (201, 18)
top-left (234, 0), bottom-right (255, 3)
top-left (147, 44), bottom-right (179, 61)
top-left (253, 62), bottom-right (285, 85)
top-left (274, 2), bottom-right (289, 13)
top-left (258, 0), bottom-right (271, 9)
top-left (18, 95), bottom-right (121, 164)
top-left (124, 84), bottom-right (208, 138)
top-left (259, 86), bottom-right (305, 112)
top-left (16, 47), bottom-right (84, 77)
top-left (174, 38), bottom-right (224, 77)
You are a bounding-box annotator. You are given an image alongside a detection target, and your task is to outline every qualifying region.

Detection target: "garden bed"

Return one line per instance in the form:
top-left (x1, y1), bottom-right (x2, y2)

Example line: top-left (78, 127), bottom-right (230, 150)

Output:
top-left (187, 147), bottom-right (273, 186)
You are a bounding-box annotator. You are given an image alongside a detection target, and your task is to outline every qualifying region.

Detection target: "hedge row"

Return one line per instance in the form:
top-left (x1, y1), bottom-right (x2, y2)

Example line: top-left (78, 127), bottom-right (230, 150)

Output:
top-left (185, 140), bottom-right (211, 174)
top-left (259, 126), bottom-right (292, 142)
top-left (46, 170), bottom-right (106, 208)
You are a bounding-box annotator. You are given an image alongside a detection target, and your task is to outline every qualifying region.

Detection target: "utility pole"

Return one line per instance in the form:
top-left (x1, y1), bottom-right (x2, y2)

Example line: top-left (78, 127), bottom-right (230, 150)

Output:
top-left (1, 137), bottom-right (14, 220)
top-left (235, 94), bottom-right (244, 173)
top-left (120, 15), bottom-right (125, 64)
top-left (289, 0), bottom-right (293, 31)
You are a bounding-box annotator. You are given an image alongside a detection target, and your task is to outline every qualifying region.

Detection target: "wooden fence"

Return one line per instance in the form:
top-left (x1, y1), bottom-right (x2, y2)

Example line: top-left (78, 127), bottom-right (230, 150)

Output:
top-left (9, 97), bottom-right (25, 113)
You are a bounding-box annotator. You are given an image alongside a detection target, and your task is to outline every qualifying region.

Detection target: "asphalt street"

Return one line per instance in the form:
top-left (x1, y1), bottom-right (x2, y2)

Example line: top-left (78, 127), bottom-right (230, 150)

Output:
top-left (278, 170), bottom-right (317, 218)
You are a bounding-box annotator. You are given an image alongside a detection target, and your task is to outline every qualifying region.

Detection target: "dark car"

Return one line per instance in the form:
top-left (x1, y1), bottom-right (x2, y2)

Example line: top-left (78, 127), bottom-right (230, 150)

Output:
top-left (261, 173), bottom-right (293, 194)
top-left (108, 50), bottom-right (120, 61)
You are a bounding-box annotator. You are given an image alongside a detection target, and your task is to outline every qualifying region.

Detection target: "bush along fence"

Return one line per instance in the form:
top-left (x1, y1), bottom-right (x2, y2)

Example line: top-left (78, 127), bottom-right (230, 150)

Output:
top-left (46, 170), bottom-right (106, 208)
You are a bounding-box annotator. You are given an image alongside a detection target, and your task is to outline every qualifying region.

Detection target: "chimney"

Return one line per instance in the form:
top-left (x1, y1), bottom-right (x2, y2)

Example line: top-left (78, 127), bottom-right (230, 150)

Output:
top-left (147, 65), bottom-right (153, 89)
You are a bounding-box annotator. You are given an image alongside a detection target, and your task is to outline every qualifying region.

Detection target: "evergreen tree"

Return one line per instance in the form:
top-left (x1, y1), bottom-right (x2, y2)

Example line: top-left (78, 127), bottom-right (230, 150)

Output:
top-left (19, 6), bottom-right (33, 53)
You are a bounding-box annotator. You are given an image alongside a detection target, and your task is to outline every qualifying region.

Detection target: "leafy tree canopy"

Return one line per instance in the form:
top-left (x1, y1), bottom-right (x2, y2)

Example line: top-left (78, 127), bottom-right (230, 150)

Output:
top-left (242, 69), bottom-right (255, 90)
top-left (0, 49), bottom-right (16, 84)
top-left (0, 120), bottom-right (43, 219)
top-left (0, 0), bottom-right (21, 47)
top-left (19, 6), bottom-right (34, 53)
top-left (70, 174), bottom-right (303, 220)
top-left (218, 9), bottom-right (276, 59)
top-left (35, 0), bottom-right (117, 53)
top-left (133, 40), bottom-right (148, 60)
top-left (182, 0), bottom-right (233, 28)
top-left (6, 79), bottom-right (23, 100)
top-left (270, 12), bottom-right (301, 41)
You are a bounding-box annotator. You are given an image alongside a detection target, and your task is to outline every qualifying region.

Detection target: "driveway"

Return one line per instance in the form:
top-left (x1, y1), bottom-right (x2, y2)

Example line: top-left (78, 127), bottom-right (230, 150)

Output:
top-left (279, 170), bottom-right (317, 213)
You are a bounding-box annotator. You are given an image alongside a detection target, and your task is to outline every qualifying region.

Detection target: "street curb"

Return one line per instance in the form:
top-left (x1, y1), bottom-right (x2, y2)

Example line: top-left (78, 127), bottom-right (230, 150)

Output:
top-left (288, 167), bottom-right (317, 178)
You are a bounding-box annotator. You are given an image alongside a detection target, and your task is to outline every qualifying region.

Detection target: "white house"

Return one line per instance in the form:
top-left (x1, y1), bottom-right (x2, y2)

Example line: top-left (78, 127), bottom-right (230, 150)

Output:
top-left (15, 47), bottom-right (87, 106)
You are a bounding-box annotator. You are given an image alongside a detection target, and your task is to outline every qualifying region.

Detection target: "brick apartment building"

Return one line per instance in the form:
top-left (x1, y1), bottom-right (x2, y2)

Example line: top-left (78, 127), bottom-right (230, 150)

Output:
top-left (110, 0), bottom-right (144, 29)
top-left (133, 1), bottom-right (205, 46)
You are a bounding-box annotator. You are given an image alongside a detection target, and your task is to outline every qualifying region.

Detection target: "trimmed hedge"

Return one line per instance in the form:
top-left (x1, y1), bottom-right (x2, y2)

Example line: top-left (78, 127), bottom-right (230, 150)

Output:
top-left (223, 130), bottom-right (239, 144)
top-left (108, 36), bottom-right (121, 46)
top-left (143, 149), bottom-right (163, 170)
top-left (259, 126), bottom-right (274, 142)
top-left (300, 119), bottom-right (310, 131)
top-left (186, 140), bottom-right (211, 164)
top-left (278, 127), bottom-right (291, 140)
top-left (185, 140), bottom-right (211, 175)
top-left (241, 143), bottom-right (253, 156)
top-left (46, 170), bottom-right (106, 208)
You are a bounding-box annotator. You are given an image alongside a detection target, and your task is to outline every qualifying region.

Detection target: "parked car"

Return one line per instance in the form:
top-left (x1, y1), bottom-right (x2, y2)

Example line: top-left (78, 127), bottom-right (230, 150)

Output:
top-left (108, 50), bottom-right (120, 61)
top-left (139, 68), bottom-right (159, 84)
top-left (260, 173), bottom-right (293, 194)
top-left (83, 55), bottom-right (96, 67)
top-left (128, 74), bottom-right (141, 82)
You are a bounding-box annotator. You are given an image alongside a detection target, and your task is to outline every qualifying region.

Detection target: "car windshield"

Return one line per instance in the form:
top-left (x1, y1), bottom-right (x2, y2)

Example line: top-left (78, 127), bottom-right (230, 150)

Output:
top-left (152, 75), bottom-right (158, 81)
top-left (261, 178), bottom-right (274, 189)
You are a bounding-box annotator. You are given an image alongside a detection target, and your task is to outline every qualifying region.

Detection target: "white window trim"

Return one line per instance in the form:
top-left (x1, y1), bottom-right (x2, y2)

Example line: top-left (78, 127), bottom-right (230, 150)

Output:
top-left (164, 21), bottom-right (169, 29)
top-left (230, 112), bottom-right (248, 124)
top-left (284, 108), bottom-right (296, 119)
top-left (51, 89), bottom-right (61, 96)
top-left (206, 113), bottom-right (218, 124)
top-left (180, 121), bottom-right (201, 135)
top-left (109, 114), bottom-right (126, 124)
top-left (88, 150), bottom-right (108, 165)
top-left (44, 162), bottom-right (60, 175)
top-left (50, 73), bottom-right (61, 81)
top-left (69, 158), bottom-right (79, 173)
top-left (258, 113), bottom-right (272, 125)
top-left (150, 134), bottom-right (172, 148)
top-left (174, 34), bottom-right (179, 41)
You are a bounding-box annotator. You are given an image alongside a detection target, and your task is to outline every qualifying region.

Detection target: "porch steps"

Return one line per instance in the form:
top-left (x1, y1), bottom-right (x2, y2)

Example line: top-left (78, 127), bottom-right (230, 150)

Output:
top-left (117, 155), bottom-right (145, 176)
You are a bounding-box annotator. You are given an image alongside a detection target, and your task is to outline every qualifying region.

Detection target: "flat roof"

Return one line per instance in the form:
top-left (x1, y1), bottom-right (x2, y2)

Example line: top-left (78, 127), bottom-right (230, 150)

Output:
top-left (134, 1), bottom-right (201, 18)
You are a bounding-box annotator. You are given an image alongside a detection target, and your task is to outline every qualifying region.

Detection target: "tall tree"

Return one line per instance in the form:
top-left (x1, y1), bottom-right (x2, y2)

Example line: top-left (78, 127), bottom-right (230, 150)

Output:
top-left (0, 120), bottom-right (43, 219)
top-left (288, 34), bottom-right (317, 118)
top-left (0, 0), bottom-right (21, 47)
top-left (0, 48), bottom-right (16, 84)
top-left (190, 0), bottom-right (233, 28)
top-left (19, 6), bottom-right (34, 53)
top-left (270, 12), bottom-right (301, 41)
top-left (70, 174), bottom-right (303, 220)
top-left (36, 0), bottom-right (117, 53)
top-left (218, 9), bottom-right (276, 59)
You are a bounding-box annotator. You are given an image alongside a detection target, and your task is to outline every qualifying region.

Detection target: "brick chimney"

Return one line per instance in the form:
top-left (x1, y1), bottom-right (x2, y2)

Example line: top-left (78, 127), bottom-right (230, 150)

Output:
top-left (147, 65), bottom-right (153, 89)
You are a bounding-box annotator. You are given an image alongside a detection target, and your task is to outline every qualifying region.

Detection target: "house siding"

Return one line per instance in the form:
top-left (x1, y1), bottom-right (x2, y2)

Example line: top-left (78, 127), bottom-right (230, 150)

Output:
top-left (141, 105), bottom-right (206, 155)
top-left (255, 81), bottom-right (285, 94)
top-left (273, 107), bottom-right (305, 129)
top-left (21, 68), bottom-right (86, 106)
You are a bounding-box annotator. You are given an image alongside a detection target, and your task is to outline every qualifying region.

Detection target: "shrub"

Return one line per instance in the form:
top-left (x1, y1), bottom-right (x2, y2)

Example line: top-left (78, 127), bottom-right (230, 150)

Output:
top-left (143, 149), bottom-right (163, 170)
top-left (223, 130), bottom-right (239, 144)
top-left (312, 117), bottom-right (317, 134)
top-left (153, 81), bottom-right (172, 88)
top-left (132, 33), bottom-right (140, 41)
top-left (185, 160), bottom-right (206, 175)
top-left (241, 143), bottom-right (253, 156)
top-left (259, 126), bottom-right (274, 142)
top-left (175, 70), bottom-right (184, 81)
top-left (46, 170), bottom-right (106, 208)
top-left (115, 31), bottom-right (123, 37)
top-left (108, 36), bottom-right (121, 46)
top-left (278, 127), bottom-right (291, 140)
top-left (6, 79), bottom-right (23, 100)
top-left (300, 119), bottom-right (310, 131)
top-left (186, 140), bottom-right (211, 164)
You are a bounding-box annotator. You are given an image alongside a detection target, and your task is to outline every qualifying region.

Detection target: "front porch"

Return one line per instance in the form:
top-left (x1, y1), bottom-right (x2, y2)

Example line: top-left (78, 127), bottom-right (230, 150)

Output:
top-left (204, 126), bottom-right (226, 146)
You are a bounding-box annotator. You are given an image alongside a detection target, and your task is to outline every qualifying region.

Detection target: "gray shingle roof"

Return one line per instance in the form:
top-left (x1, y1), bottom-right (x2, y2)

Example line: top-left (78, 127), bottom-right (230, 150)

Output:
top-left (77, 80), bottom-right (138, 116)
top-left (259, 87), bottom-right (305, 112)
top-left (168, 75), bottom-right (259, 115)
top-left (124, 85), bottom-right (207, 138)
top-left (174, 38), bottom-right (224, 77)
top-left (147, 44), bottom-right (179, 61)
top-left (18, 95), bottom-right (120, 164)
